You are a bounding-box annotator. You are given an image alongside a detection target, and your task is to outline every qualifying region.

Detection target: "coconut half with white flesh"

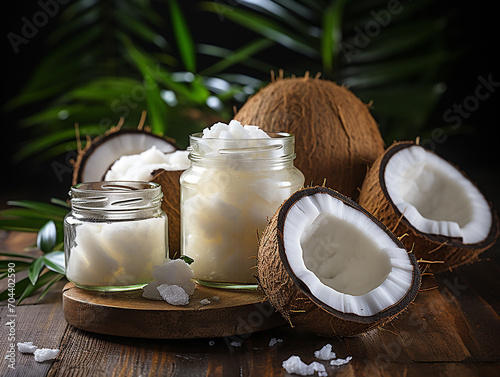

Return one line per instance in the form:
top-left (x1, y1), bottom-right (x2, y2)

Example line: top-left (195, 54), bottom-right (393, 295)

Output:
top-left (359, 141), bottom-right (499, 273)
top-left (72, 128), bottom-right (177, 185)
top-left (72, 124), bottom-right (189, 257)
top-left (258, 186), bottom-right (421, 337)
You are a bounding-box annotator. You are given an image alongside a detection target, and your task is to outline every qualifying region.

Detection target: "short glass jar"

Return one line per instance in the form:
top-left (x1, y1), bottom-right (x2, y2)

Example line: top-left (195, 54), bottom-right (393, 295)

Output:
top-left (64, 181), bottom-right (168, 291)
top-left (180, 132), bottom-right (304, 289)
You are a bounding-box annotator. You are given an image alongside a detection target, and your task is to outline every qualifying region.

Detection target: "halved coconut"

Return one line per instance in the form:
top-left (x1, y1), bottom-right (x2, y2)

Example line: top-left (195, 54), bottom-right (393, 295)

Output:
top-left (72, 127), bottom-right (177, 185)
top-left (258, 186), bottom-right (421, 337)
top-left (71, 121), bottom-right (187, 257)
top-left (358, 141), bottom-right (499, 272)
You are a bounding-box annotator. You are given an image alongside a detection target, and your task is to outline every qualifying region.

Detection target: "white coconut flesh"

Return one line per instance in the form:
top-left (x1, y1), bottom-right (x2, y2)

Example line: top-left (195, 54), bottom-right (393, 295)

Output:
top-left (282, 193), bottom-right (414, 317)
top-left (384, 145), bottom-right (492, 244)
top-left (81, 132), bottom-right (177, 182)
top-left (104, 146), bottom-right (190, 181)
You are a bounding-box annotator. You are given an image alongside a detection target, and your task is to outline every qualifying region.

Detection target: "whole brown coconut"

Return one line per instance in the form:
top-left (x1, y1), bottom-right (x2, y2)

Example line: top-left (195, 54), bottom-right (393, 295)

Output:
top-left (358, 141), bottom-right (499, 273)
top-left (234, 74), bottom-right (385, 199)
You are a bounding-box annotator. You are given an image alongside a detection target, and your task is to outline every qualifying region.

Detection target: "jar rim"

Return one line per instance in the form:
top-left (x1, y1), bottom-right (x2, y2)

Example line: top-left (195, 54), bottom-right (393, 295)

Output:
top-left (189, 131), bottom-right (294, 141)
top-left (71, 181), bottom-right (160, 193)
top-left (69, 181), bottom-right (163, 215)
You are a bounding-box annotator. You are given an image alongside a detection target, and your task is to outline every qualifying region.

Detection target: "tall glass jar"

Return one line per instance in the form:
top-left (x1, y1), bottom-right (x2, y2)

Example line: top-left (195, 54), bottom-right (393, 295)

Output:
top-left (180, 132), bottom-right (304, 289)
top-left (64, 181), bottom-right (168, 291)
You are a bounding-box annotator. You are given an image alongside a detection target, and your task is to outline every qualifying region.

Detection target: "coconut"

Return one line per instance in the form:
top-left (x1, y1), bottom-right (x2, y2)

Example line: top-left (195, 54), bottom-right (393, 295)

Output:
top-left (71, 118), bottom-right (188, 257)
top-left (72, 122), bottom-right (177, 185)
top-left (358, 141), bottom-right (499, 272)
top-left (234, 73), bottom-right (385, 199)
top-left (258, 186), bottom-right (421, 337)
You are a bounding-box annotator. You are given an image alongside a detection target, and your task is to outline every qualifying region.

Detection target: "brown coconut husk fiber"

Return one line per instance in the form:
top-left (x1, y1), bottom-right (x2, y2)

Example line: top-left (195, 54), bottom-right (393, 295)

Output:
top-left (358, 141), bottom-right (499, 273)
top-left (258, 186), bottom-right (421, 337)
top-left (234, 73), bottom-right (385, 199)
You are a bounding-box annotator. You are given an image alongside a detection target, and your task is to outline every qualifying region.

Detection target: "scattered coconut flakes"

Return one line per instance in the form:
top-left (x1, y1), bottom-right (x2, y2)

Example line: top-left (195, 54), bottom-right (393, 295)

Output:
top-left (153, 259), bottom-right (194, 287)
top-left (282, 355), bottom-right (327, 377)
top-left (34, 348), bottom-right (59, 363)
top-left (230, 341), bottom-right (242, 347)
top-left (105, 147), bottom-right (190, 181)
top-left (330, 356), bottom-right (352, 366)
top-left (269, 338), bottom-right (283, 347)
top-left (211, 296), bottom-right (220, 302)
top-left (17, 342), bottom-right (37, 354)
top-left (143, 259), bottom-right (197, 302)
top-left (199, 298), bottom-right (211, 306)
top-left (314, 344), bottom-right (336, 360)
top-left (157, 284), bottom-right (189, 306)
top-left (142, 281), bottom-right (163, 300)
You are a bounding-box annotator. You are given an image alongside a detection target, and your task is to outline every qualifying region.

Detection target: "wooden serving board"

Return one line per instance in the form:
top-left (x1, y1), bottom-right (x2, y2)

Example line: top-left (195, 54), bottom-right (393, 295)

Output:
top-left (62, 282), bottom-right (285, 339)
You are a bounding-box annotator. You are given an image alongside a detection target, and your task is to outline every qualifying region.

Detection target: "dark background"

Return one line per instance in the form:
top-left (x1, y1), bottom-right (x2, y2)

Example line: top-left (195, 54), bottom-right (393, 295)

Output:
top-left (1, 0), bottom-right (499, 207)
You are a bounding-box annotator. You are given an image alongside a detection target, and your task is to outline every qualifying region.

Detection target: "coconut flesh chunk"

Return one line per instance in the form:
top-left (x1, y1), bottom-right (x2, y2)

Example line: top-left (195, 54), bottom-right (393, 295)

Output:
top-left (384, 145), bottom-right (492, 244)
top-left (104, 147), bottom-right (190, 181)
top-left (78, 130), bottom-right (177, 182)
top-left (282, 190), bottom-right (415, 317)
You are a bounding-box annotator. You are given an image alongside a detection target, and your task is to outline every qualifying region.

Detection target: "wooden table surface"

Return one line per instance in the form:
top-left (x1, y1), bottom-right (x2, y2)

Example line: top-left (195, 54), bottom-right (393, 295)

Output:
top-left (1, 230), bottom-right (499, 377)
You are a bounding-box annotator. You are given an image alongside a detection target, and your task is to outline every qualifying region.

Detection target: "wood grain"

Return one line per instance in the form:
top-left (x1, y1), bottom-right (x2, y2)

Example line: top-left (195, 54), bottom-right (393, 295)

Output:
top-left (62, 282), bottom-right (285, 339)
top-left (1, 230), bottom-right (500, 377)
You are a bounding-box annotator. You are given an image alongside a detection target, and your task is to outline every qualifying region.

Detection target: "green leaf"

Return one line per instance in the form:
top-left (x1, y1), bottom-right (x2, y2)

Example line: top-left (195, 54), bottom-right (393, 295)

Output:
top-left (200, 39), bottom-right (274, 77)
top-left (179, 255), bottom-right (194, 265)
top-left (6, 201), bottom-right (69, 218)
top-left (0, 218), bottom-right (48, 232)
top-left (50, 198), bottom-right (70, 209)
top-left (340, 51), bottom-right (449, 88)
top-left (0, 260), bottom-right (32, 271)
top-left (0, 276), bottom-right (30, 301)
top-left (36, 274), bottom-right (65, 303)
top-left (321, 0), bottom-right (347, 76)
top-left (28, 257), bottom-right (45, 286)
top-left (17, 271), bottom-right (60, 305)
top-left (0, 252), bottom-right (36, 260)
top-left (145, 83), bottom-right (169, 135)
top-left (168, 0), bottom-right (196, 72)
top-left (202, 2), bottom-right (318, 58)
top-left (37, 221), bottom-right (57, 254)
top-left (42, 251), bottom-right (66, 275)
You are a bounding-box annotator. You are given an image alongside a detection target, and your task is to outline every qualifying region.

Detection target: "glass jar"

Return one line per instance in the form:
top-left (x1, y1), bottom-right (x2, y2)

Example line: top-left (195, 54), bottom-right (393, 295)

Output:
top-left (180, 132), bottom-right (304, 289)
top-left (64, 181), bottom-right (168, 291)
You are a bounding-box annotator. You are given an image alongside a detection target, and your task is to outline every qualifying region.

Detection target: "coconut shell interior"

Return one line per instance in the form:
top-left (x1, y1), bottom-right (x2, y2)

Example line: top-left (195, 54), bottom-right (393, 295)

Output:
top-left (358, 141), bottom-right (499, 273)
top-left (258, 186), bottom-right (421, 337)
top-left (151, 169), bottom-right (183, 259)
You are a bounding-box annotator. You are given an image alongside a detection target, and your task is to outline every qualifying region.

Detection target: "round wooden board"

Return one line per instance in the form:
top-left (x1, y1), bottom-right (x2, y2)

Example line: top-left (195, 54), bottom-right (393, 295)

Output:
top-left (62, 282), bottom-right (286, 339)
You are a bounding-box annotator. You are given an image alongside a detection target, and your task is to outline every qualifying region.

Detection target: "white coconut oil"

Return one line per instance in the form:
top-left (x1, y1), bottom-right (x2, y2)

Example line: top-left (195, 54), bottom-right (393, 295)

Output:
top-left (180, 121), bottom-right (304, 287)
top-left (64, 181), bottom-right (167, 291)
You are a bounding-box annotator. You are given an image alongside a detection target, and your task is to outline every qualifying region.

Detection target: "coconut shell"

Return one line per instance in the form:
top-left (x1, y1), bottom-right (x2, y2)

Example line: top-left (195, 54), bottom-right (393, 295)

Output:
top-left (234, 75), bottom-right (385, 199)
top-left (258, 186), bottom-right (421, 337)
top-left (151, 169), bottom-right (183, 259)
top-left (358, 141), bottom-right (499, 273)
top-left (71, 122), bottom-right (184, 259)
top-left (72, 125), bottom-right (177, 185)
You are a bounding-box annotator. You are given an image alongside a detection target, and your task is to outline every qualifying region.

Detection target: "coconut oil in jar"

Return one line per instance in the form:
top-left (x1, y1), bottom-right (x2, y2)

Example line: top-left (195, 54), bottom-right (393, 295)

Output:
top-left (64, 181), bottom-right (167, 291)
top-left (180, 121), bottom-right (304, 289)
